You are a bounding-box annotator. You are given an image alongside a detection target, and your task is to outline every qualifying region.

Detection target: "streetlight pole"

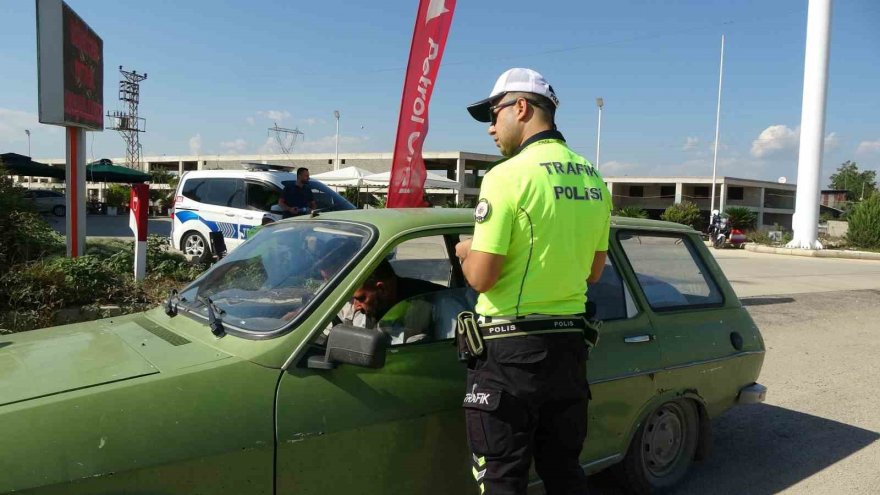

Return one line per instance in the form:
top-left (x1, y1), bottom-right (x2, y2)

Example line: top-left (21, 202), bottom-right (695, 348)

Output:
top-left (25, 129), bottom-right (31, 157)
top-left (710, 34), bottom-right (725, 217)
top-left (333, 110), bottom-right (340, 171)
top-left (595, 97), bottom-right (603, 170)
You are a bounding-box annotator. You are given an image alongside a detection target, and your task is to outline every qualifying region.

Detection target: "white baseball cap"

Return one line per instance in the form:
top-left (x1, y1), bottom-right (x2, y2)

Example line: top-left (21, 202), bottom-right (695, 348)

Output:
top-left (467, 68), bottom-right (560, 122)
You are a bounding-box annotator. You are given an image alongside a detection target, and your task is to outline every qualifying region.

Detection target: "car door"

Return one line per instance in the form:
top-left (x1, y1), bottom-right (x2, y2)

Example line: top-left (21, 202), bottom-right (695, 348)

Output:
top-left (197, 178), bottom-right (247, 250)
top-left (581, 242), bottom-right (663, 466)
top-left (616, 231), bottom-right (749, 409)
top-left (274, 231), bottom-right (474, 494)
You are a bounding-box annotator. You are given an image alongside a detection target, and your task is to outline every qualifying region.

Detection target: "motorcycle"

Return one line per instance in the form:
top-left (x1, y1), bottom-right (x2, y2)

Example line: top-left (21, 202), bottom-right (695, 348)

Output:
top-left (709, 214), bottom-right (746, 249)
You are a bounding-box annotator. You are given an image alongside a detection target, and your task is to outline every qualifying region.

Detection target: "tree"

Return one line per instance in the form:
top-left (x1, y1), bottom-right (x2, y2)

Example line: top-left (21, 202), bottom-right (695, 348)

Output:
top-left (724, 206), bottom-right (757, 230)
top-left (829, 161), bottom-right (877, 201)
top-left (846, 192), bottom-right (880, 249)
top-left (614, 206), bottom-right (648, 219)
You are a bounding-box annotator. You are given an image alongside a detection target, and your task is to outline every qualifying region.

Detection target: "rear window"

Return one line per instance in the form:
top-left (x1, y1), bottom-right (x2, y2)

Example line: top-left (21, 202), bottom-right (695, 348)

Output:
top-left (618, 232), bottom-right (723, 310)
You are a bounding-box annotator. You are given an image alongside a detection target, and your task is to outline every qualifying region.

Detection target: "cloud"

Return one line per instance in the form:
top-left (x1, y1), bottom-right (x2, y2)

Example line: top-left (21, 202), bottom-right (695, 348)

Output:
top-left (599, 160), bottom-right (640, 176)
top-left (857, 139), bottom-right (880, 155)
top-left (188, 133), bottom-right (202, 155)
top-left (258, 110), bottom-right (291, 122)
top-left (302, 118), bottom-right (323, 126)
top-left (257, 134), bottom-right (370, 154)
top-left (824, 132), bottom-right (840, 151)
top-left (220, 138), bottom-right (248, 154)
top-left (246, 117), bottom-right (255, 126)
top-left (751, 124), bottom-right (840, 158)
top-left (751, 125), bottom-right (799, 158)
top-left (682, 136), bottom-right (700, 152)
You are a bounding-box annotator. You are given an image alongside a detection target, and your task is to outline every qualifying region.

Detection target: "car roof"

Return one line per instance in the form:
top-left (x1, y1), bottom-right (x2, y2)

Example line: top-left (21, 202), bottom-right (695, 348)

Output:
top-left (181, 169), bottom-right (296, 182)
top-left (275, 208), bottom-right (696, 234)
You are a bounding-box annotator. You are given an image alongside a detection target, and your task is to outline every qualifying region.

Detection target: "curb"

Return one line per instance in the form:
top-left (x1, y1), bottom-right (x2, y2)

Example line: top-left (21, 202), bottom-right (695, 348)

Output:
top-left (744, 243), bottom-right (880, 260)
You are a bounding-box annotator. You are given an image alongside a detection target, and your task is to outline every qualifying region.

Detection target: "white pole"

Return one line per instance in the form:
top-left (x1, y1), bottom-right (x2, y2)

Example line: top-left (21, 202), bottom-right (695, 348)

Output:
top-left (334, 110), bottom-right (340, 171)
top-left (788, 0), bottom-right (832, 250)
top-left (710, 34), bottom-right (725, 216)
top-left (595, 97), bottom-right (603, 170)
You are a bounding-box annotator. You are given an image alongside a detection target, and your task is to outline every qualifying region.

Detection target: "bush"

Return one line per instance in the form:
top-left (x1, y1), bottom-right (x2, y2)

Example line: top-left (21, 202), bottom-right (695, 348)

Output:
top-left (105, 184), bottom-right (131, 208)
top-left (724, 206), bottom-right (757, 230)
top-left (0, 168), bottom-right (66, 272)
top-left (661, 201), bottom-right (702, 230)
top-left (846, 193), bottom-right (880, 249)
top-left (614, 206), bottom-right (648, 219)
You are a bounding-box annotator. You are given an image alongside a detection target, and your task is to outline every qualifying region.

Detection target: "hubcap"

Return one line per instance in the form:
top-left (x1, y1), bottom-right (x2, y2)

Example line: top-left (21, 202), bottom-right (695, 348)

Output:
top-left (642, 403), bottom-right (686, 477)
top-left (184, 235), bottom-right (205, 256)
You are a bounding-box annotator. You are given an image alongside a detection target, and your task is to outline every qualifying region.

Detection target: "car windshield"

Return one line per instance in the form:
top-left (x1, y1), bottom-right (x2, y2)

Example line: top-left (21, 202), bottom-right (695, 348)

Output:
top-left (281, 180), bottom-right (356, 211)
top-left (178, 220), bottom-right (372, 335)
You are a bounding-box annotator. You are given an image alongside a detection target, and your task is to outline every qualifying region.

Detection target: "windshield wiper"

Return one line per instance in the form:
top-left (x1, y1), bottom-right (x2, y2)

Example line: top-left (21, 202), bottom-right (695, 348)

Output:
top-left (198, 296), bottom-right (226, 337)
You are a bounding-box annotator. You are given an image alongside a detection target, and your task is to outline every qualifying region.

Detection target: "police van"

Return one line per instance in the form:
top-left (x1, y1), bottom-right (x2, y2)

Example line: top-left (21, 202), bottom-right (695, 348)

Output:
top-left (170, 165), bottom-right (355, 260)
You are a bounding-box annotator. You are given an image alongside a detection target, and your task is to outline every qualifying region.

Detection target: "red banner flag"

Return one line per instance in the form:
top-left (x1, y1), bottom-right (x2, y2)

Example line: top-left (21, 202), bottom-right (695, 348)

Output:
top-left (387, 0), bottom-right (456, 208)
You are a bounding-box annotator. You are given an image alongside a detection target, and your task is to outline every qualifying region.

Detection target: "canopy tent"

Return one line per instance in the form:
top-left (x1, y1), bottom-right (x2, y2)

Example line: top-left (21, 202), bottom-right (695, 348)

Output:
top-left (310, 166), bottom-right (373, 187)
top-left (85, 159), bottom-right (151, 183)
top-left (361, 171), bottom-right (460, 190)
top-left (0, 153), bottom-right (65, 179)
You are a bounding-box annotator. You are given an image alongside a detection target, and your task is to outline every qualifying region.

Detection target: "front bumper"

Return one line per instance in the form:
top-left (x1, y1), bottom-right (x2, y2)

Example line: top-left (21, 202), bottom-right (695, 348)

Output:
top-left (737, 383), bottom-right (767, 405)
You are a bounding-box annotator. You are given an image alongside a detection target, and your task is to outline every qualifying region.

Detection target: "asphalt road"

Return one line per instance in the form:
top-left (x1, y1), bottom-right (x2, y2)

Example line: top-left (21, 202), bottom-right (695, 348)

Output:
top-left (46, 214), bottom-right (172, 238)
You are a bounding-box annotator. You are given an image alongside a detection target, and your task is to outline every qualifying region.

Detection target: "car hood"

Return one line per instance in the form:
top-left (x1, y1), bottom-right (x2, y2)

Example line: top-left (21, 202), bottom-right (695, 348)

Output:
top-left (0, 313), bottom-right (229, 407)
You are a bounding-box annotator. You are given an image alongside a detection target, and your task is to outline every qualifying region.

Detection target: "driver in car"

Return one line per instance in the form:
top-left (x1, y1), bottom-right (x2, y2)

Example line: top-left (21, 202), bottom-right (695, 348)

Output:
top-left (332, 259), bottom-right (444, 344)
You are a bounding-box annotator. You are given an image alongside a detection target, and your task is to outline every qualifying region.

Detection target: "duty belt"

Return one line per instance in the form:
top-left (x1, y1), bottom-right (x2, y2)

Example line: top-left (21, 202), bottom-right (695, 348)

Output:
top-left (456, 312), bottom-right (600, 362)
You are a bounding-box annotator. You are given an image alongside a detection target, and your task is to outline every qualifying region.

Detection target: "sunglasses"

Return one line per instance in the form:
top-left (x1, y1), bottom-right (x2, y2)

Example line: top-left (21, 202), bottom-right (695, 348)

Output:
top-left (488, 96), bottom-right (544, 125)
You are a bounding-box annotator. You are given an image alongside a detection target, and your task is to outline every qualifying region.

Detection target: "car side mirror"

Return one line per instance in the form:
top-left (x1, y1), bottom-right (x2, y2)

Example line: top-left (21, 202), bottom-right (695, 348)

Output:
top-left (307, 325), bottom-right (389, 370)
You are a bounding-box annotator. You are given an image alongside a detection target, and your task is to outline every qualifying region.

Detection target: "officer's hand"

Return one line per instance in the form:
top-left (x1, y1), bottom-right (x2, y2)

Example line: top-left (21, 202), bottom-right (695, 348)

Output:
top-left (455, 239), bottom-right (472, 261)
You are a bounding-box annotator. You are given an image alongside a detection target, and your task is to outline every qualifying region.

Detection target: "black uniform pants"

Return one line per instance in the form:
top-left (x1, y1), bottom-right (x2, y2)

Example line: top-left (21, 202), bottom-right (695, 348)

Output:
top-left (463, 332), bottom-right (590, 495)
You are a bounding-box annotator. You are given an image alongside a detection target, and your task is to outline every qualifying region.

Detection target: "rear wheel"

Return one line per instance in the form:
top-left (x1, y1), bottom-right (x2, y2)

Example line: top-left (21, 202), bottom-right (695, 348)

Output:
top-left (713, 236), bottom-right (725, 249)
top-left (614, 400), bottom-right (699, 494)
top-left (181, 231), bottom-right (209, 262)
top-left (52, 205), bottom-right (66, 217)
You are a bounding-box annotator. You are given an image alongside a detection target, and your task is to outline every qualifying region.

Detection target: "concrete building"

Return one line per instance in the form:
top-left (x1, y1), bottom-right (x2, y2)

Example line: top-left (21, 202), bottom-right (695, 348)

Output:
top-left (34, 151), bottom-right (502, 205)
top-left (606, 176), bottom-right (797, 229)
top-left (12, 151), bottom-right (801, 229)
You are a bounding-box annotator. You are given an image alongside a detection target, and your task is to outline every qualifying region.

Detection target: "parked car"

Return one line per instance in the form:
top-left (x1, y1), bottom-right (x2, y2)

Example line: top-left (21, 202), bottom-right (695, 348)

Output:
top-left (21, 188), bottom-right (65, 216)
top-left (0, 210), bottom-right (766, 494)
top-left (170, 166), bottom-right (355, 261)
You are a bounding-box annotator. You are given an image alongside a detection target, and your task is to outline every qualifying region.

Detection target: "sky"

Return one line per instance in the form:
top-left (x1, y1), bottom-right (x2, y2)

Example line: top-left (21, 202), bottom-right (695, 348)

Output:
top-left (1, 0), bottom-right (878, 185)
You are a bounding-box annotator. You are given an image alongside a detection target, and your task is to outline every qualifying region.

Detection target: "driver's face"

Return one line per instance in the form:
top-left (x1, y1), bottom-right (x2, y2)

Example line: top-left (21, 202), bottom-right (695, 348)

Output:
top-left (352, 282), bottom-right (387, 319)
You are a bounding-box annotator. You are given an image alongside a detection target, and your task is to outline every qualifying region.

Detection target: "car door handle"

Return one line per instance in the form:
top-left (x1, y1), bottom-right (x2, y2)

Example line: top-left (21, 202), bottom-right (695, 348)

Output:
top-left (242, 215), bottom-right (255, 220)
top-left (224, 212), bottom-right (235, 217)
top-left (624, 335), bottom-right (653, 344)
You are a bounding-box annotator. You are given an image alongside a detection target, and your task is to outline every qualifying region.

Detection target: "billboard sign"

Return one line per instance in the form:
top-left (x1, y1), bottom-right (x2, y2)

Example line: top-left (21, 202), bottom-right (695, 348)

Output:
top-left (36, 0), bottom-right (104, 130)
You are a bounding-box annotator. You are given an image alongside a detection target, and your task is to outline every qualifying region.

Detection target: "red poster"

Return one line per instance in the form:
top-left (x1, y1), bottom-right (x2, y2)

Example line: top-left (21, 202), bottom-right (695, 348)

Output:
top-left (387, 0), bottom-right (456, 208)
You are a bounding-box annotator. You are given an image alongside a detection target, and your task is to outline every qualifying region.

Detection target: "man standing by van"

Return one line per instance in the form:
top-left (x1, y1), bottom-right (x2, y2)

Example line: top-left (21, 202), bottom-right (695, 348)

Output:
top-left (279, 167), bottom-right (317, 217)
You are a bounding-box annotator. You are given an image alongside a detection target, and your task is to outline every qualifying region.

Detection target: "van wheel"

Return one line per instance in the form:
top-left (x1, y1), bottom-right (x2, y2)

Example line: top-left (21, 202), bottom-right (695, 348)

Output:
top-left (53, 205), bottom-right (66, 217)
top-left (614, 400), bottom-right (699, 494)
top-left (182, 231), bottom-right (209, 261)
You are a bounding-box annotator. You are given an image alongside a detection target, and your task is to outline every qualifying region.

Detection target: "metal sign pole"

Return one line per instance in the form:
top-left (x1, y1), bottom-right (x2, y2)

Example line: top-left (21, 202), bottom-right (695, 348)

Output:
top-left (65, 127), bottom-right (86, 257)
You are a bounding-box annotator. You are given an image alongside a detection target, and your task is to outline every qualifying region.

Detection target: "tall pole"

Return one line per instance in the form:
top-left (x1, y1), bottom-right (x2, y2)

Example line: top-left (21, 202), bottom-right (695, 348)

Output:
top-left (595, 97), bottom-right (604, 170)
top-left (334, 110), bottom-right (340, 171)
top-left (788, 0), bottom-right (832, 250)
top-left (25, 129), bottom-right (31, 156)
top-left (710, 34), bottom-right (725, 216)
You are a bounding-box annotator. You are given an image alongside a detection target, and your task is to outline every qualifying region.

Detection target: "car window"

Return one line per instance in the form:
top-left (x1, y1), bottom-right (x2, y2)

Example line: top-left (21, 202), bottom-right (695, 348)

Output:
top-left (178, 221), bottom-right (372, 335)
top-left (388, 235), bottom-right (452, 288)
top-left (587, 254), bottom-right (633, 321)
top-left (183, 178), bottom-right (245, 208)
top-left (246, 181), bottom-right (280, 211)
top-left (618, 232), bottom-right (723, 310)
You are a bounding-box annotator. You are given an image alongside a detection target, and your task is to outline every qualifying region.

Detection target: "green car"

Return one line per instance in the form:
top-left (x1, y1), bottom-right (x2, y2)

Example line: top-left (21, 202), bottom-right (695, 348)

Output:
top-left (0, 209), bottom-right (765, 494)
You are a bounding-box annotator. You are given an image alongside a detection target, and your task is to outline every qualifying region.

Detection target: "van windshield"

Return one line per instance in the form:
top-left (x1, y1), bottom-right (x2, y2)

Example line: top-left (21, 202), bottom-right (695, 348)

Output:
top-left (178, 220), bottom-right (371, 335)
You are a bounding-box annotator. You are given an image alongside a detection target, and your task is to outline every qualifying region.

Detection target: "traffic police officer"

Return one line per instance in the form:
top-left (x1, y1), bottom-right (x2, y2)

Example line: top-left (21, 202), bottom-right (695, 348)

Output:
top-left (455, 68), bottom-right (612, 494)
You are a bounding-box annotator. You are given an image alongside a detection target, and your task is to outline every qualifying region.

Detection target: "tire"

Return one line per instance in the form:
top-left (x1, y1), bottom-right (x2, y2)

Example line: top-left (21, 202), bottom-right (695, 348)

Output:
top-left (614, 400), bottom-right (699, 494)
top-left (52, 205), bottom-right (66, 217)
top-left (181, 231), bottom-right (209, 262)
top-left (713, 236), bottom-right (725, 249)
